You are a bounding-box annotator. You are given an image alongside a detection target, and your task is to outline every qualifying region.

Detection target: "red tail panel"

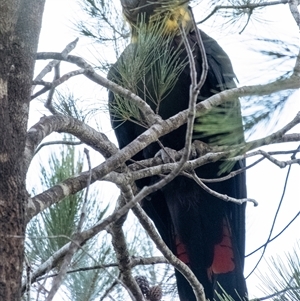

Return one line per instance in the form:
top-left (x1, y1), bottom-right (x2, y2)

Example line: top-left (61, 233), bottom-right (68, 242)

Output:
top-left (210, 218), bottom-right (235, 275)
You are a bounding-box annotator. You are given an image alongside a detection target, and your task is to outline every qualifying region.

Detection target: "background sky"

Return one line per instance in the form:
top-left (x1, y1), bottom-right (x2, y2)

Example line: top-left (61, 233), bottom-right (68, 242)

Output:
top-left (30, 0), bottom-right (300, 299)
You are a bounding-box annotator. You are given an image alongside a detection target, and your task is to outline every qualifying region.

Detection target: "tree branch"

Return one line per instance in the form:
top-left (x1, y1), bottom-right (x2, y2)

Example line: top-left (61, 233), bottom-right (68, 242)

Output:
top-left (35, 256), bottom-right (167, 281)
top-left (132, 203), bottom-right (206, 301)
top-left (35, 51), bottom-right (300, 127)
top-left (289, 0), bottom-right (300, 28)
top-left (34, 140), bottom-right (82, 155)
top-left (32, 38), bottom-right (79, 94)
top-left (256, 149), bottom-right (300, 168)
top-left (25, 114), bottom-right (117, 172)
top-left (26, 111), bottom-right (300, 222)
top-left (189, 171), bottom-right (258, 206)
top-left (197, 0), bottom-right (290, 24)
top-left (32, 68), bottom-right (86, 100)
top-left (36, 52), bottom-right (159, 126)
top-left (108, 187), bottom-right (145, 301)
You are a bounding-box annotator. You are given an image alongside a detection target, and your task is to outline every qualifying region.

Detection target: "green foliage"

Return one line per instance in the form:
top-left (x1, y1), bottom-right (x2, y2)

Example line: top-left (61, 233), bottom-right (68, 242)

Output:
top-left (110, 16), bottom-right (188, 126)
top-left (193, 101), bottom-right (245, 173)
top-left (257, 243), bottom-right (300, 301)
top-left (193, 102), bottom-right (244, 147)
top-left (25, 141), bottom-right (113, 300)
top-left (26, 144), bottom-right (84, 263)
top-left (53, 91), bottom-right (85, 121)
top-left (53, 90), bottom-right (98, 123)
top-left (62, 235), bottom-right (116, 301)
top-left (215, 285), bottom-right (248, 301)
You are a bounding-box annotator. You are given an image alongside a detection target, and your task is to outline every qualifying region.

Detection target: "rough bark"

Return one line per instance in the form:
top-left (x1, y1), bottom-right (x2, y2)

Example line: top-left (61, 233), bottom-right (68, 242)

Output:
top-left (0, 0), bottom-right (45, 299)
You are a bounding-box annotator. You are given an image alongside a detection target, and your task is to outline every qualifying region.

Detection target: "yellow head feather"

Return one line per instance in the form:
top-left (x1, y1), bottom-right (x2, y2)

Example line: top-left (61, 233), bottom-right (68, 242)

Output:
top-left (128, 3), bottom-right (192, 42)
top-left (164, 5), bottom-right (191, 33)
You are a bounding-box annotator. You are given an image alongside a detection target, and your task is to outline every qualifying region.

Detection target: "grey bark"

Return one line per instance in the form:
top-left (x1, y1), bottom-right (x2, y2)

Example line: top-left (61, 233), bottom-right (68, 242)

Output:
top-left (0, 0), bottom-right (45, 299)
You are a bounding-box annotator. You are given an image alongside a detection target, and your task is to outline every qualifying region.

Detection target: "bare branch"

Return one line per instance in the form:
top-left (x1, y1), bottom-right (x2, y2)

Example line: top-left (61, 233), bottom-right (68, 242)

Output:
top-left (188, 7), bottom-right (208, 92)
top-left (44, 63), bottom-right (60, 115)
top-left (256, 149), bottom-right (300, 168)
top-left (26, 110), bottom-right (300, 222)
top-left (34, 140), bottom-right (82, 155)
top-left (197, 0), bottom-right (289, 24)
top-left (31, 69), bottom-right (86, 100)
top-left (289, 0), bottom-right (300, 28)
top-left (36, 51), bottom-right (300, 125)
top-left (32, 38), bottom-right (79, 93)
top-left (108, 195), bottom-right (145, 301)
top-left (189, 171), bottom-right (258, 206)
top-left (25, 114), bottom-right (117, 172)
top-left (36, 256), bottom-right (167, 281)
top-left (77, 148), bottom-right (92, 231)
top-left (44, 236), bottom-right (80, 301)
top-left (36, 52), bottom-right (159, 126)
top-left (241, 111), bottom-right (300, 151)
top-left (279, 133), bottom-right (300, 142)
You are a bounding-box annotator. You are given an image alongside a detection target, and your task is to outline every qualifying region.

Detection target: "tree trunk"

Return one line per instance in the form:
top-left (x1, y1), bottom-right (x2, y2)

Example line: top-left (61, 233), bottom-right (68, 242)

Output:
top-left (0, 0), bottom-right (45, 299)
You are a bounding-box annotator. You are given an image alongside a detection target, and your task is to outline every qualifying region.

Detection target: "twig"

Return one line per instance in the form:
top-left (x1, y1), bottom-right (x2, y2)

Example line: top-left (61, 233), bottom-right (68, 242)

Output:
top-left (245, 147), bottom-right (300, 158)
top-left (189, 171), bottom-right (258, 206)
top-left (25, 114), bottom-right (117, 176)
top-left (27, 117), bottom-right (300, 223)
top-left (44, 236), bottom-right (81, 301)
top-left (100, 280), bottom-right (119, 301)
top-left (35, 260), bottom-right (52, 301)
top-left (32, 38), bottom-right (79, 94)
top-left (36, 52), bottom-right (159, 126)
top-left (239, 8), bottom-right (253, 34)
top-left (197, 1), bottom-right (289, 24)
top-left (197, 157), bottom-right (263, 183)
top-left (31, 86), bottom-right (51, 100)
top-left (35, 256), bottom-right (167, 281)
top-left (188, 6), bottom-right (208, 92)
top-left (246, 161), bottom-right (293, 278)
top-left (34, 140), bottom-right (82, 155)
top-left (246, 210), bottom-right (300, 259)
top-left (31, 69), bottom-right (86, 100)
top-left (77, 148), bottom-right (92, 231)
top-left (256, 149), bottom-right (300, 168)
top-left (132, 203), bottom-right (206, 301)
top-left (44, 62), bottom-right (61, 115)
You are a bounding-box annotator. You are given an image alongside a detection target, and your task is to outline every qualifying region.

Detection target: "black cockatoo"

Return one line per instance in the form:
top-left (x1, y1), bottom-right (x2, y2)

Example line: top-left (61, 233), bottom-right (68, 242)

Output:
top-left (108, 1), bottom-right (248, 300)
